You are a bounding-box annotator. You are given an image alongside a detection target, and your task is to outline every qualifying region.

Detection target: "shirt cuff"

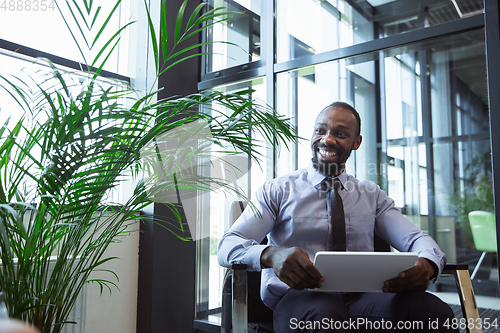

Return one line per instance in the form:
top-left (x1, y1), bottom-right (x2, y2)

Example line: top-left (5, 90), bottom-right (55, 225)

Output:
top-left (419, 252), bottom-right (445, 282)
top-left (246, 244), bottom-right (271, 271)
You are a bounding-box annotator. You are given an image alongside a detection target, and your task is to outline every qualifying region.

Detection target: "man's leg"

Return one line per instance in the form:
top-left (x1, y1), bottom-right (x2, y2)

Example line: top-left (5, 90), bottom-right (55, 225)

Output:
top-left (347, 291), bottom-right (459, 332)
top-left (273, 290), bottom-right (351, 332)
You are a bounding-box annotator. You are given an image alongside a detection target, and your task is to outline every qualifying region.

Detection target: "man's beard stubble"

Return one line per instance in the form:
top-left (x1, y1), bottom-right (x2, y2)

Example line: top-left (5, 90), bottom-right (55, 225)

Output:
top-left (311, 142), bottom-right (352, 177)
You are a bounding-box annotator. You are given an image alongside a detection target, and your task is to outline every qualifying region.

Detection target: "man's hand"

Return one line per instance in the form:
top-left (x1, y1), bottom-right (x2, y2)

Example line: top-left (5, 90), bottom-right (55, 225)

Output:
top-left (260, 246), bottom-right (324, 290)
top-left (382, 257), bottom-right (436, 293)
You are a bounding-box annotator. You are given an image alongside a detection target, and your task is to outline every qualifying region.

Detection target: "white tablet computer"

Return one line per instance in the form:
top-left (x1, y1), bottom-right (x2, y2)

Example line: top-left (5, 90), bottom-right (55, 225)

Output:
top-left (311, 251), bottom-right (419, 292)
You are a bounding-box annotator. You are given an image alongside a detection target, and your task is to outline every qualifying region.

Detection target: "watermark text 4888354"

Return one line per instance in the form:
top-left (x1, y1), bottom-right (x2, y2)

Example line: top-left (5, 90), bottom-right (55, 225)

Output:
top-left (1, 0), bottom-right (56, 11)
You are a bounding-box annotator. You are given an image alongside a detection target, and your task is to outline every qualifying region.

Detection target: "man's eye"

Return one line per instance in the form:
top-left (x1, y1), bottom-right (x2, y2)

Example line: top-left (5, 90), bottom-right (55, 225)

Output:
top-left (338, 132), bottom-right (347, 138)
top-left (315, 128), bottom-right (325, 134)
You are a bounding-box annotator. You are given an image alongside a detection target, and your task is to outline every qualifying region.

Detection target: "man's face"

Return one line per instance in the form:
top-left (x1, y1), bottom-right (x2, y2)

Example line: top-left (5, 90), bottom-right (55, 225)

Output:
top-left (310, 106), bottom-right (362, 177)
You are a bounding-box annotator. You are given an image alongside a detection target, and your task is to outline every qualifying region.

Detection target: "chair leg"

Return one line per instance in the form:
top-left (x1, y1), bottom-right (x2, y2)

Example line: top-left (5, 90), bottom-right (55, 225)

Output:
top-left (470, 252), bottom-right (487, 280)
top-left (221, 270), bottom-right (233, 333)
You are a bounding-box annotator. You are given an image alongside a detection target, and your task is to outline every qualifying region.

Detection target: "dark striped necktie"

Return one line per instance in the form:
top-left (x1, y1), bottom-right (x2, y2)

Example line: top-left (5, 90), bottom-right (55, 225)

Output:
top-left (324, 178), bottom-right (346, 251)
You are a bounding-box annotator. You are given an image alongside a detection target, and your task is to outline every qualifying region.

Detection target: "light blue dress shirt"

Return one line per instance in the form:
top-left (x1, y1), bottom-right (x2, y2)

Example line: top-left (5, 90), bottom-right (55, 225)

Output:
top-left (218, 162), bottom-right (446, 310)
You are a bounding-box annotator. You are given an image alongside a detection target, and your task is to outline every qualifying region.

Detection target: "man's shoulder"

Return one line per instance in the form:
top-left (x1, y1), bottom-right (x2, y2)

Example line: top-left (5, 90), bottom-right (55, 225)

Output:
top-left (258, 168), bottom-right (310, 194)
top-left (344, 175), bottom-right (381, 193)
top-left (268, 167), bottom-right (309, 184)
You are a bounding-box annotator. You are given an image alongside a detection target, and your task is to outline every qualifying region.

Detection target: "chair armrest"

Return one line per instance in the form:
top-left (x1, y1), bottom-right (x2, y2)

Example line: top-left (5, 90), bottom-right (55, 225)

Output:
top-left (442, 264), bottom-right (469, 274)
top-left (232, 265), bottom-right (248, 333)
top-left (441, 264), bottom-right (482, 333)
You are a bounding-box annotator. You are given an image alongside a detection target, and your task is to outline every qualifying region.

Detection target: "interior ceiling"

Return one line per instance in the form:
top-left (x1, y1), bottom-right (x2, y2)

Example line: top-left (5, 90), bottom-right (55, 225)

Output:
top-left (348, 0), bottom-right (488, 105)
top-left (351, 0), bottom-right (484, 25)
top-left (426, 0), bottom-right (484, 25)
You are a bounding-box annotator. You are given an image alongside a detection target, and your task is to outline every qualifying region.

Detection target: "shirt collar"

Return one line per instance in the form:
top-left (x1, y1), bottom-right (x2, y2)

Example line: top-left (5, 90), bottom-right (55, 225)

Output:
top-left (308, 162), bottom-right (348, 191)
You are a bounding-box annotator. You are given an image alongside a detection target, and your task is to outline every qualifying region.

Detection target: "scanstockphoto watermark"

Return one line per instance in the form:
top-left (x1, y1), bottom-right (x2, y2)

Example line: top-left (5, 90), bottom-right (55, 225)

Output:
top-left (289, 317), bottom-right (428, 331)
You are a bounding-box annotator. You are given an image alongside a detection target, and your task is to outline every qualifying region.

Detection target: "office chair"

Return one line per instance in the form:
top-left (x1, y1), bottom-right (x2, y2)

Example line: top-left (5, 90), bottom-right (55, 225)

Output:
top-left (468, 211), bottom-right (497, 280)
top-left (221, 201), bottom-right (482, 333)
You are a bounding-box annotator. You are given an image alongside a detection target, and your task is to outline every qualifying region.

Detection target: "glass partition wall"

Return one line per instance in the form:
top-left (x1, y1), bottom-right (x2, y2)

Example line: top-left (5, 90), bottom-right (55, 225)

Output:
top-left (195, 0), bottom-right (498, 329)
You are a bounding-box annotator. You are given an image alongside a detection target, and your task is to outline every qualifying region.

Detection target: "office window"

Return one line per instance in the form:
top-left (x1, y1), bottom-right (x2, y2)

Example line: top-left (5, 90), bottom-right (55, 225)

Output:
top-left (276, 0), bottom-right (374, 62)
top-left (195, 77), bottom-right (272, 324)
top-left (276, 58), bottom-right (378, 183)
top-left (196, 2), bottom-right (499, 330)
top-left (0, 0), bottom-right (132, 76)
top-left (205, 0), bottom-right (261, 73)
top-left (382, 30), bottom-right (492, 270)
top-left (275, 29), bottom-right (497, 296)
top-left (0, 1), bottom-right (152, 332)
top-left (0, 54), bottom-right (133, 204)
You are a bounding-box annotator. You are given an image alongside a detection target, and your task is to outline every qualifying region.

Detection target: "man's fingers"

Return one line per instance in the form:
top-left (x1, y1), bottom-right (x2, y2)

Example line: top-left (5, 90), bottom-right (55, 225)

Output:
top-left (292, 264), bottom-right (324, 289)
top-left (295, 253), bottom-right (324, 282)
top-left (383, 264), bottom-right (430, 292)
top-left (281, 270), bottom-right (312, 290)
top-left (279, 252), bottom-right (323, 288)
top-left (266, 246), bottom-right (324, 289)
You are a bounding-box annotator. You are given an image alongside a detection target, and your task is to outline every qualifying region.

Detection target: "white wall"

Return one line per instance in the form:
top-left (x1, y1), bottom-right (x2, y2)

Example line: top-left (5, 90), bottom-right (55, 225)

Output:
top-left (84, 221), bottom-right (140, 333)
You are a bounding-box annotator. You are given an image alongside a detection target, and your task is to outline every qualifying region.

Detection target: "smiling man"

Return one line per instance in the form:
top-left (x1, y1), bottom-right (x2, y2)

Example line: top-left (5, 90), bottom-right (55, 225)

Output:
top-left (311, 102), bottom-right (362, 178)
top-left (218, 102), bottom-right (457, 332)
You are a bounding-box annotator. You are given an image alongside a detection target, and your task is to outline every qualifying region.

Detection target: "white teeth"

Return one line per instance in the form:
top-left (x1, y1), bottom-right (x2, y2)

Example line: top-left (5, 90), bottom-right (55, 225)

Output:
top-left (319, 150), bottom-right (337, 157)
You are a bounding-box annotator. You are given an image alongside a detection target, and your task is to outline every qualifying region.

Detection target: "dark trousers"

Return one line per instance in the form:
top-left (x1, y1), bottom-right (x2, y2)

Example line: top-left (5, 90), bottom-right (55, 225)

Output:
top-left (273, 290), bottom-right (458, 332)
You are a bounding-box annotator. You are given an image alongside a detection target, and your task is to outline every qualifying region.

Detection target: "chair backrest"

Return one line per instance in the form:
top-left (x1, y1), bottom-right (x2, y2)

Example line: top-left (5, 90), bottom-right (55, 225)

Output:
top-left (468, 211), bottom-right (497, 253)
top-left (229, 201), bottom-right (247, 226)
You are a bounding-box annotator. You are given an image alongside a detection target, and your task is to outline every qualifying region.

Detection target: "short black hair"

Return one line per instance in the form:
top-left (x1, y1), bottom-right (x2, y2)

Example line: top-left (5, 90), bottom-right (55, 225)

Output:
top-left (321, 102), bottom-right (361, 137)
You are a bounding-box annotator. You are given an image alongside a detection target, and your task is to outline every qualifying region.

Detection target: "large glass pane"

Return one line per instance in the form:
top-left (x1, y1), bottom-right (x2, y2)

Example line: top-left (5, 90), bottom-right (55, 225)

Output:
top-left (206, 0), bottom-right (261, 73)
top-left (277, 0), bottom-right (374, 62)
top-left (195, 77), bottom-right (271, 324)
top-left (446, 137), bottom-right (495, 281)
top-left (277, 29), bottom-right (497, 302)
top-left (384, 54), bottom-right (422, 140)
top-left (381, 30), bottom-right (496, 297)
top-left (430, 32), bottom-right (488, 139)
top-left (0, 52), bottom-right (133, 204)
top-left (276, 0), bottom-right (484, 63)
top-left (0, 0), bottom-right (131, 75)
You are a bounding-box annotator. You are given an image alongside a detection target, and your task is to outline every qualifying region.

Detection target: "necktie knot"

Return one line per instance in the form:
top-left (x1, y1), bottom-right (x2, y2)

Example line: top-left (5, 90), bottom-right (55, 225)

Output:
top-left (320, 177), bottom-right (341, 192)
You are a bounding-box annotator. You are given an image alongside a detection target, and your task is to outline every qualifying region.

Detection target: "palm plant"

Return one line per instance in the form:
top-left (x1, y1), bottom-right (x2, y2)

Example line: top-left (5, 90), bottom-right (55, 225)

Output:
top-left (0, 1), bottom-right (296, 332)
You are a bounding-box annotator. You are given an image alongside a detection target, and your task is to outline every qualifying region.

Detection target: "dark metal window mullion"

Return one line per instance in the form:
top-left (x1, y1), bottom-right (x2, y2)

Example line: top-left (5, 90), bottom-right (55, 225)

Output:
top-left (263, 0), bottom-right (277, 179)
top-left (484, 0), bottom-right (500, 292)
top-left (418, 49), bottom-right (436, 240)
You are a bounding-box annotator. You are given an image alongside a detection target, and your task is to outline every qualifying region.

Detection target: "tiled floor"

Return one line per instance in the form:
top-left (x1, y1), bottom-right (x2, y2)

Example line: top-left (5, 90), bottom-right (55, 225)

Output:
top-left (431, 292), bottom-right (500, 333)
top-left (432, 292), bottom-right (500, 310)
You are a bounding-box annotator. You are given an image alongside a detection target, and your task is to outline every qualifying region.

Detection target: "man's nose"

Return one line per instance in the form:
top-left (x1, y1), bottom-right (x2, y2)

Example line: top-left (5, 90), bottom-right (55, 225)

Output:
top-left (321, 133), bottom-right (337, 146)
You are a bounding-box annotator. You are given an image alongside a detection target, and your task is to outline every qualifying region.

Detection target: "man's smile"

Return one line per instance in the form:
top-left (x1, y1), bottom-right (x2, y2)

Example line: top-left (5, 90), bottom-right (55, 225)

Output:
top-left (318, 149), bottom-right (338, 158)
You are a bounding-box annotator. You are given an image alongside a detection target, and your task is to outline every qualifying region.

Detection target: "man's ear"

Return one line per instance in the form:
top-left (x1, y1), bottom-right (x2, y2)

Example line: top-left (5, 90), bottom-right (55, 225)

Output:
top-left (352, 135), bottom-right (362, 150)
